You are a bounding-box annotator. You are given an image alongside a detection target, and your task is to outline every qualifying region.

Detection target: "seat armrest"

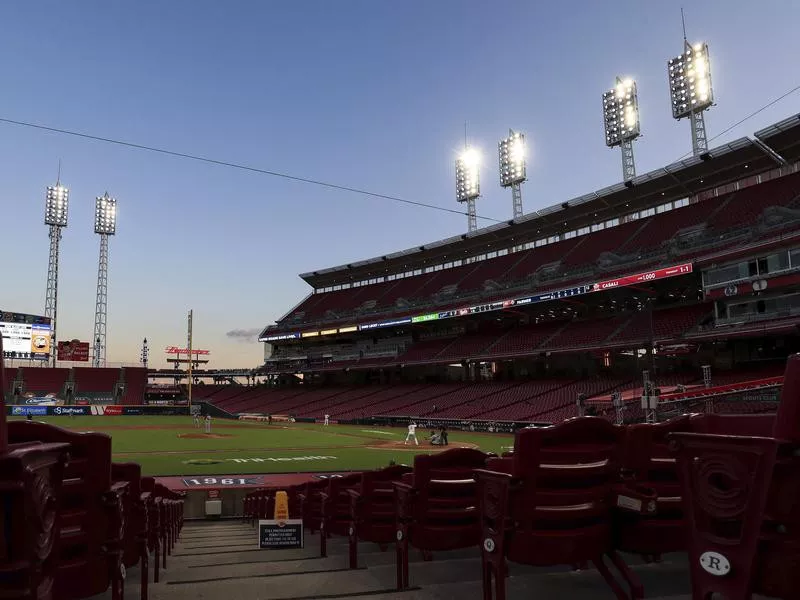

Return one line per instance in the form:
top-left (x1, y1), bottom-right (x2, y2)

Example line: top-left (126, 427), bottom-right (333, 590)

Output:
top-left (484, 457), bottom-right (514, 474)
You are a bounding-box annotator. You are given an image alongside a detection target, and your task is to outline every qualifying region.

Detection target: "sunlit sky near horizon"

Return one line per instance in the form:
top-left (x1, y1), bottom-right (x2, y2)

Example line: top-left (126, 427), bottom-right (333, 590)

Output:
top-left (1, 1), bottom-right (799, 368)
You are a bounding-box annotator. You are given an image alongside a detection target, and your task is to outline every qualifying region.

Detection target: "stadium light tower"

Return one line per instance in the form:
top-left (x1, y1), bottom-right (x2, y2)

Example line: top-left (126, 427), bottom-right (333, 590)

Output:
top-left (668, 40), bottom-right (714, 156)
top-left (44, 181), bottom-right (69, 367)
top-left (92, 192), bottom-right (117, 368)
top-left (455, 147), bottom-right (481, 233)
top-left (602, 77), bottom-right (641, 181)
top-left (498, 130), bottom-right (527, 219)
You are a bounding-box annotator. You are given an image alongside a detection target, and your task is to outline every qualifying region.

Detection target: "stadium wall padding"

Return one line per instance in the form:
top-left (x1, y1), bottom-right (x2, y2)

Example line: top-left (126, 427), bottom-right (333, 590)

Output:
top-left (7, 405), bottom-right (190, 416)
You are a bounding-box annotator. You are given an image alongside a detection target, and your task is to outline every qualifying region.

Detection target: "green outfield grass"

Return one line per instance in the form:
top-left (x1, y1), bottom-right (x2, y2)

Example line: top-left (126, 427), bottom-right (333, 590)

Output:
top-left (8, 416), bottom-right (513, 476)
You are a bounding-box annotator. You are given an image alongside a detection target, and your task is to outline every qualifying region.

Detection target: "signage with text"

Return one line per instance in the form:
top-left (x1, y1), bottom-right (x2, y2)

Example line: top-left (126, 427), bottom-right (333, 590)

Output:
top-left (182, 476), bottom-right (264, 487)
top-left (57, 340), bottom-right (90, 361)
top-left (1, 310), bottom-right (52, 360)
top-left (258, 519), bottom-right (303, 550)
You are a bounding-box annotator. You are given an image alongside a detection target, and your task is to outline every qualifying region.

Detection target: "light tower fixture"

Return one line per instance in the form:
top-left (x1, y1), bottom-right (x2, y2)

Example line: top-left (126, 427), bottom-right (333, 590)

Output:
top-left (498, 130), bottom-right (527, 219)
top-left (602, 77), bottom-right (641, 181)
top-left (668, 40), bottom-right (714, 156)
top-left (140, 338), bottom-right (149, 369)
top-left (93, 192), bottom-right (117, 368)
top-left (455, 147), bottom-right (481, 233)
top-left (44, 182), bottom-right (69, 366)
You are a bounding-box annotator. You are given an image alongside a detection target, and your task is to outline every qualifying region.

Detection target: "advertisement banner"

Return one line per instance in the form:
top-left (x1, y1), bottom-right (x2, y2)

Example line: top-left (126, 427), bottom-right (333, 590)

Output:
top-left (95, 405), bottom-right (123, 416)
top-left (57, 340), bottom-right (90, 361)
top-left (10, 405), bottom-right (48, 416)
top-left (124, 405), bottom-right (190, 416)
top-left (51, 406), bottom-right (90, 416)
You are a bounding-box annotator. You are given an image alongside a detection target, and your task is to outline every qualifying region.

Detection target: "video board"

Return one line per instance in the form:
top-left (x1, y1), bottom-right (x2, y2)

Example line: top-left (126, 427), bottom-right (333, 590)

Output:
top-left (0, 310), bottom-right (52, 360)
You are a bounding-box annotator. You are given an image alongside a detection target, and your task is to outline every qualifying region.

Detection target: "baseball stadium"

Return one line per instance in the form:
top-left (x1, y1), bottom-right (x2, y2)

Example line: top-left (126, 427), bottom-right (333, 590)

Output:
top-left (3, 5), bottom-right (800, 600)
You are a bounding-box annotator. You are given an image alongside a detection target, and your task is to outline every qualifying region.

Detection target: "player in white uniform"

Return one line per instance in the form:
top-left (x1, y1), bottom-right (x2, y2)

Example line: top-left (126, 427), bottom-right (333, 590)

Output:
top-left (404, 422), bottom-right (418, 445)
top-left (204, 414), bottom-right (212, 434)
top-left (193, 413), bottom-right (201, 428)
top-left (324, 414), bottom-right (330, 426)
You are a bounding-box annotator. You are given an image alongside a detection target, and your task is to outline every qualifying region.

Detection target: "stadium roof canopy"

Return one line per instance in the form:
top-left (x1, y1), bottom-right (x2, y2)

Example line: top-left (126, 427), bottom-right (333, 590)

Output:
top-left (755, 112), bottom-right (800, 164)
top-left (301, 115), bottom-right (800, 290)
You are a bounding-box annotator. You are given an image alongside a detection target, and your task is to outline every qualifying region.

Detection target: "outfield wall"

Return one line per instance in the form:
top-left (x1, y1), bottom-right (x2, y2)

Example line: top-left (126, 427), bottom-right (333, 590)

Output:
top-left (7, 404), bottom-right (191, 416)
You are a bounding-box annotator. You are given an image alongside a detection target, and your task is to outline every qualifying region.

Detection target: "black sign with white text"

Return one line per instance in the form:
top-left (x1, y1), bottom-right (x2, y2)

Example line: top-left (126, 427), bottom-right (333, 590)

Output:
top-left (258, 519), bottom-right (303, 549)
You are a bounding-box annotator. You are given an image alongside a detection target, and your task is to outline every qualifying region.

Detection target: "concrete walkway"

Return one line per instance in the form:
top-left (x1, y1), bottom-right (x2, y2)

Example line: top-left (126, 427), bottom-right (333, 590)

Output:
top-left (89, 519), bottom-right (742, 600)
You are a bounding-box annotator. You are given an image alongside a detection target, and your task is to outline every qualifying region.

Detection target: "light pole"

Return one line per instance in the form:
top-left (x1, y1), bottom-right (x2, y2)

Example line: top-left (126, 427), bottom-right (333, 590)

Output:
top-left (455, 147), bottom-right (481, 233)
top-left (668, 40), bottom-right (714, 156)
top-left (498, 130), bottom-right (527, 219)
top-left (93, 193), bottom-right (117, 367)
top-left (44, 182), bottom-right (69, 367)
top-left (602, 77), bottom-right (641, 181)
top-left (141, 338), bottom-right (149, 368)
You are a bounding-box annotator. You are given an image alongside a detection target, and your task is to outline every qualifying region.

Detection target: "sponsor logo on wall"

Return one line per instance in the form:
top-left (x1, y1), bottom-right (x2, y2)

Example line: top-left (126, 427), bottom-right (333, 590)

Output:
top-left (90, 405), bottom-right (123, 416)
top-left (10, 406), bottom-right (48, 416)
top-left (53, 406), bottom-right (89, 416)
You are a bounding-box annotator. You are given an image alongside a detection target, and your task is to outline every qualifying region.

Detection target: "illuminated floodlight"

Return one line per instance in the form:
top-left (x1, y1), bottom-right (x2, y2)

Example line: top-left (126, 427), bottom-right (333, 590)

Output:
top-left (455, 147), bottom-right (481, 202)
top-left (602, 77), bottom-right (640, 147)
top-left (498, 131), bottom-right (527, 187)
top-left (668, 41), bottom-right (713, 119)
top-left (94, 193), bottom-right (117, 235)
top-left (44, 184), bottom-right (69, 227)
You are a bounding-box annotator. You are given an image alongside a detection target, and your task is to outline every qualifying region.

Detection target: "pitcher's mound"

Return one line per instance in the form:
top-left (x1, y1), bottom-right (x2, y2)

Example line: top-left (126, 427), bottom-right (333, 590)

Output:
top-left (368, 439), bottom-right (479, 451)
top-left (177, 433), bottom-right (233, 440)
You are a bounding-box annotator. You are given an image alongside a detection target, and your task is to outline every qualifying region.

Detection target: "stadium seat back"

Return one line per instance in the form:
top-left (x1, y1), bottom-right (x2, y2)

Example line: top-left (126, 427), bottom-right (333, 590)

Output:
top-left (8, 420), bottom-right (123, 599)
top-left (669, 354), bottom-right (800, 599)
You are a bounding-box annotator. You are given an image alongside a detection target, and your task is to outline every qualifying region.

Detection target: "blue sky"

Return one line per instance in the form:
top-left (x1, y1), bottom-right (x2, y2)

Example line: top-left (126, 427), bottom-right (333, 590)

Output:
top-left (1, 1), bottom-right (798, 368)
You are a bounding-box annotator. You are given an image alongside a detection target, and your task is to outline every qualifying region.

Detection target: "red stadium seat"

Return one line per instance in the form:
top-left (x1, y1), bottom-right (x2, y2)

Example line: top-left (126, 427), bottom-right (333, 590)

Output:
top-left (394, 448), bottom-right (493, 590)
top-left (318, 472), bottom-right (364, 557)
top-left (8, 421), bottom-right (127, 600)
top-left (669, 353), bottom-right (800, 599)
top-left (0, 334), bottom-right (71, 600)
top-left (346, 465), bottom-right (413, 568)
top-left (475, 418), bottom-right (644, 600)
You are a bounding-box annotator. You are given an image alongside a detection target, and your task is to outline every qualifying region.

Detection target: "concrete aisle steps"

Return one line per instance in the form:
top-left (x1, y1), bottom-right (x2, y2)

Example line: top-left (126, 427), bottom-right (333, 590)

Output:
top-left (87, 520), bottom-right (776, 600)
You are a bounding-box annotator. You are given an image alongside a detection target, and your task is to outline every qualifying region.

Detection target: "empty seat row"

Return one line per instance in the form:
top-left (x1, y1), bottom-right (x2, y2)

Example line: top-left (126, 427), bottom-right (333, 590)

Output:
top-left (243, 353), bottom-right (799, 599)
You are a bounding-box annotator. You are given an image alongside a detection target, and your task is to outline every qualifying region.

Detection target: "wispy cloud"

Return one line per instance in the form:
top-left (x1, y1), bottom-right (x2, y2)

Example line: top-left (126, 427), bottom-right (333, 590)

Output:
top-left (225, 328), bottom-right (262, 343)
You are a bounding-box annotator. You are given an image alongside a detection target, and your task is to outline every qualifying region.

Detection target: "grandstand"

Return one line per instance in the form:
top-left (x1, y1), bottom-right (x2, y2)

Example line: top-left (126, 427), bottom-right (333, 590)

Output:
top-left (227, 113), bottom-right (800, 423)
top-left (7, 115), bottom-right (799, 426)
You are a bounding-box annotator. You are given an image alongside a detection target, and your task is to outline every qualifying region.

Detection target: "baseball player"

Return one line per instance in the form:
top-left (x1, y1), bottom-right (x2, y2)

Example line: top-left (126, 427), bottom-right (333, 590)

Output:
top-left (324, 414), bottom-right (330, 426)
top-left (204, 414), bottom-right (212, 434)
top-left (404, 421), bottom-right (418, 446)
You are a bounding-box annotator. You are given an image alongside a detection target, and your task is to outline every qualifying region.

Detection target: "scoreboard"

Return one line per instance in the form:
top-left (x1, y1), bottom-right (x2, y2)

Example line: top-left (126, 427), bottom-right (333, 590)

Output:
top-left (0, 311), bottom-right (52, 360)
